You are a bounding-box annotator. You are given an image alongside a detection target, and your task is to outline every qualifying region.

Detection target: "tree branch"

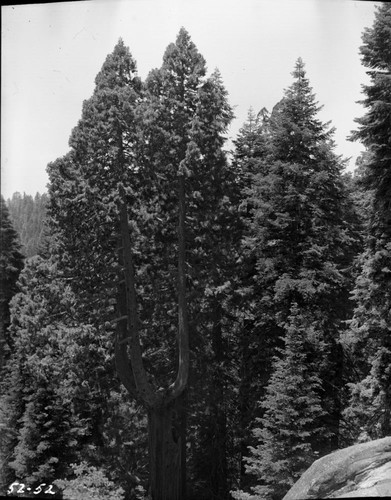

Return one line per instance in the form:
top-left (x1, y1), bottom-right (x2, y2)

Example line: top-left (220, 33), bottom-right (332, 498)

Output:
top-left (168, 171), bottom-right (190, 401)
top-left (116, 184), bottom-right (158, 408)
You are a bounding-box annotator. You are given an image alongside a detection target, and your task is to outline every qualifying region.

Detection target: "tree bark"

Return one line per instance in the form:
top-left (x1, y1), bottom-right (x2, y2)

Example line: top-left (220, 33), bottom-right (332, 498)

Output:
top-left (167, 172), bottom-right (189, 399)
top-left (148, 394), bottom-right (186, 500)
top-left (146, 173), bottom-right (188, 499)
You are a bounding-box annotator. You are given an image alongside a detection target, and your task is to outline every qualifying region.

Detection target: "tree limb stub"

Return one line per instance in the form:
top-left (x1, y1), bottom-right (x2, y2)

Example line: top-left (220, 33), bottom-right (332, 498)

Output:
top-left (112, 315), bottom-right (128, 325)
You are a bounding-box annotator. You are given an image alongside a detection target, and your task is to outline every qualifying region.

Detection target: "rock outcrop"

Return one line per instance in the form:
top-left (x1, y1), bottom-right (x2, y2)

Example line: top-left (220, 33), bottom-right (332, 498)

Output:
top-left (283, 437), bottom-right (391, 499)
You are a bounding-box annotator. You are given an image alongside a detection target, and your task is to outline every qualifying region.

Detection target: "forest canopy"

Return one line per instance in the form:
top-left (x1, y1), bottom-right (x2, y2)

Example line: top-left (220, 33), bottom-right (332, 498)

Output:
top-left (1, 5), bottom-right (390, 500)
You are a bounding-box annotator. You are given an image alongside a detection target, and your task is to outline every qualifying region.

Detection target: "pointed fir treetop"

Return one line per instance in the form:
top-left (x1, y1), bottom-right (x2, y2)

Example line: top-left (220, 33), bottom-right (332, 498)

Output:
top-left (268, 58), bottom-right (335, 163)
top-left (360, 5), bottom-right (391, 72)
top-left (349, 4), bottom-right (391, 235)
top-left (350, 4), bottom-right (391, 162)
top-left (283, 58), bottom-right (324, 131)
top-left (234, 107), bottom-right (269, 161)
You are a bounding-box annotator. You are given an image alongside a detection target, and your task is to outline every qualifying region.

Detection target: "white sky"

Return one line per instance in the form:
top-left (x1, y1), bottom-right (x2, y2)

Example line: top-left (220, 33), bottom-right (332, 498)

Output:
top-left (1, 0), bottom-right (380, 199)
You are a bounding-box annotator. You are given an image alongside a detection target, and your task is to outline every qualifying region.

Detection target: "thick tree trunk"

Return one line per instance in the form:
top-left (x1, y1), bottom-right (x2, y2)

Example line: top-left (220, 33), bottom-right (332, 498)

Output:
top-left (148, 397), bottom-right (186, 500)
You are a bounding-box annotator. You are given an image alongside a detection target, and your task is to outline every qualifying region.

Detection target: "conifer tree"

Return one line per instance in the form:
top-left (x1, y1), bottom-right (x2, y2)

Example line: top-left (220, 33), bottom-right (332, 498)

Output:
top-left (0, 255), bottom-right (147, 496)
top-left (47, 31), bottom-right (237, 499)
top-left (0, 197), bottom-right (24, 490)
top-left (230, 108), bottom-right (272, 490)
top-left (7, 193), bottom-right (49, 257)
top-left (47, 38), bottom-right (142, 307)
top-left (236, 59), bottom-right (360, 496)
top-left (234, 107), bottom-right (269, 189)
top-left (0, 197), bottom-right (24, 371)
top-left (343, 4), bottom-right (391, 440)
top-left (133, 30), bottom-right (238, 499)
top-left (236, 306), bottom-right (327, 500)
top-left (0, 256), bottom-right (90, 488)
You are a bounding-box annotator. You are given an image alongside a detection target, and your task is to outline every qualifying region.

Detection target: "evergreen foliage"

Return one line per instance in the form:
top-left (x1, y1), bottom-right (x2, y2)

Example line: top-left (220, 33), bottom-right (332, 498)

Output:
top-left (343, 4), bottom-right (391, 441)
top-left (54, 462), bottom-right (126, 500)
top-left (2, 14), bottom-right (387, 499)
top-left (0, 255), bottom-right (148, 496)
top-left (234, 59), bottom-right (361, 498)
top-left (47, 38), bottom-right (142, 311)
top-left (0, 196), bottom-right (24, 372)
top-left (6, 193), bottom-right (49, 258)
top-left (0, 200), bottom-right (24, 490)
top-left (230, 107), bottom-right (271, 492)
top-left (142, 34), bottom-right (243, 499)
top-left (45, 30), bottom-right (239, 498)
top-left (1, 256), bottom-right (87, 489)
top-left (140, 31), bottom-right (240, 498)
top-left (236, 306), bottom-right (328, 500)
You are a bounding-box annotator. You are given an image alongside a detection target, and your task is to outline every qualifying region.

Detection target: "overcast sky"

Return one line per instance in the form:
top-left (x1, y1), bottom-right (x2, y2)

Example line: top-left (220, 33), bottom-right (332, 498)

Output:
top-left (1, 0), bottom-right (380, 199)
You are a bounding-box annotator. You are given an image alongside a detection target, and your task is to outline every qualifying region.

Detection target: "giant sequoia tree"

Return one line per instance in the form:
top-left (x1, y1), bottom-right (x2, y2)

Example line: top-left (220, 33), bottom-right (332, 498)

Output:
top-left (47, 30), bottom-right (236, 499)
top-left (343, 4), bottom-right (391, 440)
top-left (140, 35), bottom-right (240, 498)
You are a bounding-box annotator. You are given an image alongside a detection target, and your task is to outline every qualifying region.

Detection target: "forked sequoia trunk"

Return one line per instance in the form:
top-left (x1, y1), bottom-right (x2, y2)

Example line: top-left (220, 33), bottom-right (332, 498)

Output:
top-left (116, 181), bottom-right (189, 500)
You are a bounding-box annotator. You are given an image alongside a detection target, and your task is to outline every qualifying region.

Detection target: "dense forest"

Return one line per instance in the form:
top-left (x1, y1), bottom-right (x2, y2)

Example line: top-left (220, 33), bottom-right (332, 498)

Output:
top-left (6, 193), bottom-right (49, 258)
top-left (0, 4), bottom-right (390, 499)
